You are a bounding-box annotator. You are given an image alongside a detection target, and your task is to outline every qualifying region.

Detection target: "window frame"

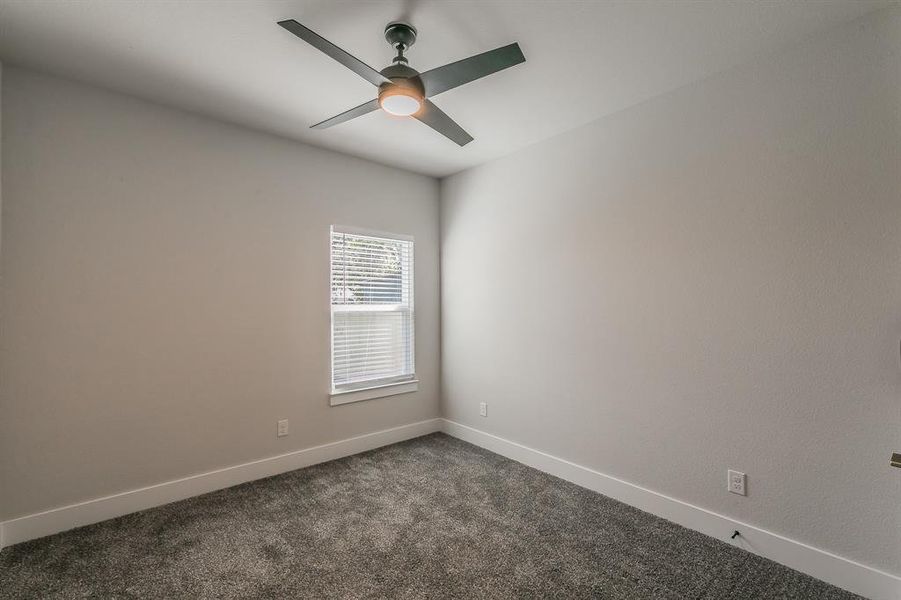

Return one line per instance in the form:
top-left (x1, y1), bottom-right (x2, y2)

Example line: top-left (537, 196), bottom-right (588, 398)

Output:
top-left (328, 225), bottom-right (418, 406)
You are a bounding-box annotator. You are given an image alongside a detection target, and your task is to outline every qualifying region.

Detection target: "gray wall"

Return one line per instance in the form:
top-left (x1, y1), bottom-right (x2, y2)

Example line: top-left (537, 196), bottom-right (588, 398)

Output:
top-left (0, 60), bottom-right (3, 522)
top-left (0, 67), bottom-right (440, 520)
top-left (441, 8), bottom-right (900, 575)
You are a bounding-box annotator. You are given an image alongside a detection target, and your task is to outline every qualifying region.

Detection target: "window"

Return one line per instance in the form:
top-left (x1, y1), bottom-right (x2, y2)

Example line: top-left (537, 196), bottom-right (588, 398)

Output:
top-left (330, 226), bottom-right (416, 404)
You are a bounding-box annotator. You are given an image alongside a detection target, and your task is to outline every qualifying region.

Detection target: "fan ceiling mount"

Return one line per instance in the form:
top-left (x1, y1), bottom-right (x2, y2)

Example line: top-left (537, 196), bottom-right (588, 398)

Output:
top-left (277, 18), bottom-right (526, 146)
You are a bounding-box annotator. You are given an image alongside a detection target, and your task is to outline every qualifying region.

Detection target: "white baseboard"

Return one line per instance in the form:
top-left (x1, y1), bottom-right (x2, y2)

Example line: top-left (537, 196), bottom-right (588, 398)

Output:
top-left (441, 419), bottom-right (900, 600)
top-left (0, 418), bottom-right (441, 550)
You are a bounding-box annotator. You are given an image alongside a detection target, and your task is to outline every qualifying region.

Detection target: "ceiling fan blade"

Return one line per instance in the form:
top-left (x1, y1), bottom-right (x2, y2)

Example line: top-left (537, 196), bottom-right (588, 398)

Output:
top-left (311, 99), bottom-right (381, 129)
top-left (418, 43), bottom-right (525, 98)
top-left (414, 100), bottom-right (473, 146)
top-left (278, 19), bottom-right (390, 87)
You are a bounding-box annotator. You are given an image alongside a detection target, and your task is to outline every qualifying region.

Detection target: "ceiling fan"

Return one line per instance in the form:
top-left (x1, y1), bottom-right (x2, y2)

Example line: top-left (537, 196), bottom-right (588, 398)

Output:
top-left (277, 19), bottom-right (526, 146)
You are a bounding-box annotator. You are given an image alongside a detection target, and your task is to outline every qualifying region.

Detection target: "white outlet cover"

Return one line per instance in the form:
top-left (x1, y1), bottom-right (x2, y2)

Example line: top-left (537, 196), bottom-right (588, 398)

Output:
top-left (728, 470), bottom-right (746, 496)
top-left (277, 419), bottom-right (289, 437)
top-left (479, 402), bottom-right (487, 417)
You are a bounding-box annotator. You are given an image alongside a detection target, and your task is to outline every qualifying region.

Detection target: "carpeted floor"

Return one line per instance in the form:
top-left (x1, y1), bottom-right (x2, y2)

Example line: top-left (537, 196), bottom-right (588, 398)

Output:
top-left (0, 433), bottom-right (860, 599)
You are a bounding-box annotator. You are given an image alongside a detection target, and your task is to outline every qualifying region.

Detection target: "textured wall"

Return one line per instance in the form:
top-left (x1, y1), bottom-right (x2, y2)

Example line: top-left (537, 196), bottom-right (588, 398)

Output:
top-left (0, 60), bottom-right (3, 522)
top-left (0, 67), bottom-right (440, 519)
top-left (441, 8), bottom-right (901, 574)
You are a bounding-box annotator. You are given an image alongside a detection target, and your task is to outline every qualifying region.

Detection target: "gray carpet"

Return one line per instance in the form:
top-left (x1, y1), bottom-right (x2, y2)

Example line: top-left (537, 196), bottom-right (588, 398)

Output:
top-left (0, 433), bottom-right (860, 599)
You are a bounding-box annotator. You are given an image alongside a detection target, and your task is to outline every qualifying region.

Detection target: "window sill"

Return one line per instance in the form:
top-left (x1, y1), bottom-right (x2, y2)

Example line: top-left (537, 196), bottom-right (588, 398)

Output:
top-left (329, 380), bottom-right (419, 406)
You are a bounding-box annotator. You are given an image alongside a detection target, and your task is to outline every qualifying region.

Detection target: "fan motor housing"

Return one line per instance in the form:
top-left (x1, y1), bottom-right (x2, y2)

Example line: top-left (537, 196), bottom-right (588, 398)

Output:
top-left (380, 63), bottom-right (419, 81)
top-left (380, 64), bottom-right (424, 94)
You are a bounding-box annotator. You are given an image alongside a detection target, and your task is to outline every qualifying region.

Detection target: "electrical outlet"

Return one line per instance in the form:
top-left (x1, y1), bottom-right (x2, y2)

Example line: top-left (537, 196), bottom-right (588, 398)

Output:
top-left (479, 402), bottom-right (487, 417)
top-left (727, 470), bottom-right (746, 496)
top-left (277, 419), bottom-right (289, 437)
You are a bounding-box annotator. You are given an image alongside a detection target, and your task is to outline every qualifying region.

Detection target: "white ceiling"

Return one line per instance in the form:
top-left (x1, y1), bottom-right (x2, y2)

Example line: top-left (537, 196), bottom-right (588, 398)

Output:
top-left (0, 0), bottom-right (891, 177)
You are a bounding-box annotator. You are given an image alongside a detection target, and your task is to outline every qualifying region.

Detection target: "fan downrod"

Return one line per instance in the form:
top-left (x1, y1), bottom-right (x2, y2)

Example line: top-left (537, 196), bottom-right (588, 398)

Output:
top-left (385, 21), bottom-right (417, 63)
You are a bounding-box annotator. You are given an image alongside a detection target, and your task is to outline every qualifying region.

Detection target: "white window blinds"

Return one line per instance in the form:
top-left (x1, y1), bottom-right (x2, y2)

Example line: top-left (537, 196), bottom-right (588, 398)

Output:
top-left (330, 227), bottom-right (414, 392)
